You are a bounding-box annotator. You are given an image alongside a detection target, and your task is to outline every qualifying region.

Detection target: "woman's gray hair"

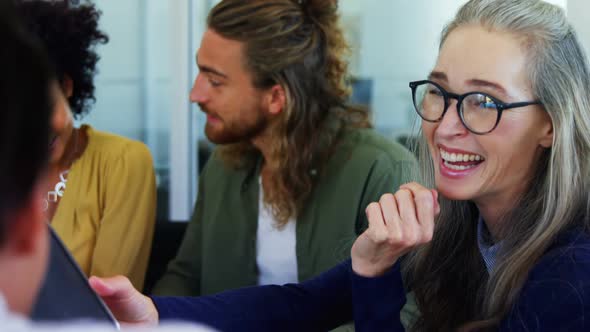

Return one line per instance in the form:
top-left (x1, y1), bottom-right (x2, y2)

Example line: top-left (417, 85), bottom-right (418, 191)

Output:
top-left (405, 0), bottom-right (590, 330)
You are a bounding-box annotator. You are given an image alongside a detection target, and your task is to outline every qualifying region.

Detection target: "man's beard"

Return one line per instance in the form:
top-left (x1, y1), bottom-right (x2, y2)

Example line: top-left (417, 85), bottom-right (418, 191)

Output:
top-left (203, 110), bottom-right (269, 145)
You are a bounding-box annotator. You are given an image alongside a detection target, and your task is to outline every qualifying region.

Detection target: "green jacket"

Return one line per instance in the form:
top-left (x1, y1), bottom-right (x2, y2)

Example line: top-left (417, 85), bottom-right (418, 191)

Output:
top-left (153, 128), bottom-right (416, 327)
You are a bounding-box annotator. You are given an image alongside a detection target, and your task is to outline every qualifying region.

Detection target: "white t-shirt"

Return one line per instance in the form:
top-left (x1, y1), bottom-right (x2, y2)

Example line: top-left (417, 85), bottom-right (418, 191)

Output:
top-left (256, 178), bottom-right (298, 285)
top-left (0, 294), bottom-right (216, 332)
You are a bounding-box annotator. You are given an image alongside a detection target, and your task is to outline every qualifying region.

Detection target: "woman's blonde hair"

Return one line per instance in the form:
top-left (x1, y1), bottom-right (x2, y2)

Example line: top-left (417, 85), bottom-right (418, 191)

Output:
top-left (403, 0), bottom-right (590, 330)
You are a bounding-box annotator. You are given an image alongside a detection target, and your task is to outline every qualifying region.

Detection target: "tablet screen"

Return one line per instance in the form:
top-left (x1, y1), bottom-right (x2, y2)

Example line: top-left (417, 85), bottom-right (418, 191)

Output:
top-left (31, 225), bottom-right (119, 329)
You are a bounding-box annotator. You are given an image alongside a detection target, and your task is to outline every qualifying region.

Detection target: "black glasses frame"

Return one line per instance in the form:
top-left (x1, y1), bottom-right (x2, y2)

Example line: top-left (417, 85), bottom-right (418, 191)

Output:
top-left (409, 80), bottom-right (542, 134)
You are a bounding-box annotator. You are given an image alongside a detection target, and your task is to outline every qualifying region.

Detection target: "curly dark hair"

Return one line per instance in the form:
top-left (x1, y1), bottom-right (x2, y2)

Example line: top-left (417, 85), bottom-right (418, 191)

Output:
top-left (15, 0), bottom-right (109, 118)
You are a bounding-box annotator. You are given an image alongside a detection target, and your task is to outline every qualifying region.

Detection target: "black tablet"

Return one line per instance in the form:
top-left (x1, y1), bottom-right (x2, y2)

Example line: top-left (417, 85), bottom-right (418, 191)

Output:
top-left (31, 225), bottom-right (119, 329)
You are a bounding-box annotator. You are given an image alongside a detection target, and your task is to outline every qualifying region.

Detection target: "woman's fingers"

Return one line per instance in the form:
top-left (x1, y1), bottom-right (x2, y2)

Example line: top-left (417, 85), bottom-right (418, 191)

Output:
top-left (365, 201), bottom-right (388, 242)
top-left (399, 182), bottom-right (438, 243)
top-left (431, 189), bottom-right (441, 215)
top-left (352, 183), bottom-right (439, 277)
top-left (378, 193), bottom-right (402, 242)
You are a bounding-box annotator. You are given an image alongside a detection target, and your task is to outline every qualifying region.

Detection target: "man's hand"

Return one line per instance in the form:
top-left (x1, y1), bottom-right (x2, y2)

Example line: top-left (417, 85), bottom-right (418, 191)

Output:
top-left (351, 182), bottom-right (440, 277)
top-left (89, 275), bottom-right (159, 328)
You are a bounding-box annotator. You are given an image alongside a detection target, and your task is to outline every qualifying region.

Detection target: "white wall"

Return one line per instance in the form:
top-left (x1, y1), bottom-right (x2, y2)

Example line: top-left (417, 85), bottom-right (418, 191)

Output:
top-left (85, 0), bottom-right (176, 168)
top-left (568, 0), bottom-right (590, 56)
top-left (86, 0), bottom-right (143, 140)
top-left (86, 0), bottom-right (198, 220)
top-left (340, 0), bottom-right (467, 137)
top-left (546, 0), bottom-right (567, 9)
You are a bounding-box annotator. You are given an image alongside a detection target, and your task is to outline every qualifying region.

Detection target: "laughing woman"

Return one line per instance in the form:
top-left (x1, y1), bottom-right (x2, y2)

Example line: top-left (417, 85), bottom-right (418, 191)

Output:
top-left (88, 0), bottom-right (590, 331)
top-left (351, 0), bottom-right (590, 330)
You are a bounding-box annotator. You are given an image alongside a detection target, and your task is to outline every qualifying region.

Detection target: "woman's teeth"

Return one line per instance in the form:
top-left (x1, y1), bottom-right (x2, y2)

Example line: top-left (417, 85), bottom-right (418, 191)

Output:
top-left (440, 149), bottom-right (483, 162)
top-left (440, 148), bottom-right (484, 171)
top-left (443, 161), bottom-right (476, 171)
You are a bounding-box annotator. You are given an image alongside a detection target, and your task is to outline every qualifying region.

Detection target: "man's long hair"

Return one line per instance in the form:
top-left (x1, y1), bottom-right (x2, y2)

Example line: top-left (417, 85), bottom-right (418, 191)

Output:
top-left (208, 0), bottom-right (370, 225)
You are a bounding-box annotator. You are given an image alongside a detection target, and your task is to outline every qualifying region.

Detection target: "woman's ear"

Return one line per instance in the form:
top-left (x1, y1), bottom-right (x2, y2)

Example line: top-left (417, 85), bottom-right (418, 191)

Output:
top-left (539, 113), bottom-right (554, 148)
top-left (61, 75), bottom-right (74, 99)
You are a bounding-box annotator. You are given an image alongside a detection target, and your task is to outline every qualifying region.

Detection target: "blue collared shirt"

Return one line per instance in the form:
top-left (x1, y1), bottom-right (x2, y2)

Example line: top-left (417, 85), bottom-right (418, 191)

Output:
top-left (477, 217), bottom-right (501, 272)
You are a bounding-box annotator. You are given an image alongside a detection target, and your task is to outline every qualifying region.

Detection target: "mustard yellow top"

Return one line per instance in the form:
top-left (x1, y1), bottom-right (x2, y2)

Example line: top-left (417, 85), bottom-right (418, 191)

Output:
top-left (51, 125), bottom-right (156, 291)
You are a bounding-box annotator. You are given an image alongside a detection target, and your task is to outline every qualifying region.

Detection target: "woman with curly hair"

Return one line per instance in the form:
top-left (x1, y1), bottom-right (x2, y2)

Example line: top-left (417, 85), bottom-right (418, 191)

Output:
top-left (16, 0), bottom-right (156, 291)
